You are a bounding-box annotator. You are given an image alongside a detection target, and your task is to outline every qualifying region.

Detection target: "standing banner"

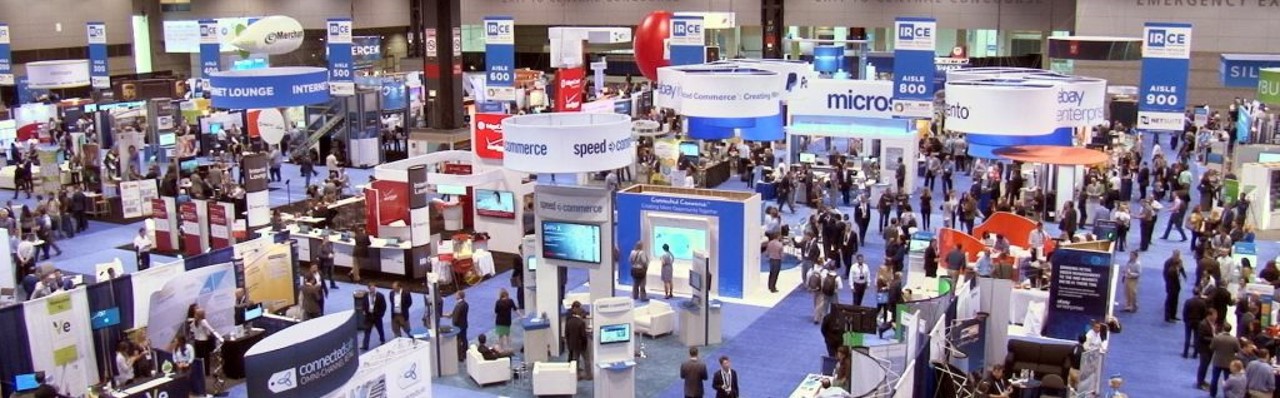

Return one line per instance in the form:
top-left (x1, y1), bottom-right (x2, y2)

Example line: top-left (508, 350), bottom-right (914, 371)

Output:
top-left (199, 19), bottom-right (220, 78)
top-left (473, 113), bottom-right (511, 160)
top-left (327, 18), bottom-right (354, 96)
top-left (669, 15), bottom-right (706, 66)
top-left (87, 22), bottom-right (109, 89)
top-left (892, 17), bottom-right (937, 119)
top-left (209, 202), bottom-right (230, 249)
top-left (1137, 22), bottom-right (1192, 132)
top-left (483, 16), bottom-right (515, 101)
top-left (146, 262), bottom-right (237, 351)
top-left (120, 179), bottom-right (158, 218)
top-left (180, 201), bottom-right (203, 257)
top-left (242, 242), bottom-right (297, 312)
top-left (242, 153), bottom-right (270, 229)
top-left (152, 197), bottom-right (178, 253)
top-left (35, 145), bottom-right (60, 194)
top-left (0, 23), bottom-right (13, 86)
top-left (1044, 247), bottom-right (1115, 340)
top-left (554, 67), bottom-right (585, 112)
top-left (24, 290), bottom-right (99, 397)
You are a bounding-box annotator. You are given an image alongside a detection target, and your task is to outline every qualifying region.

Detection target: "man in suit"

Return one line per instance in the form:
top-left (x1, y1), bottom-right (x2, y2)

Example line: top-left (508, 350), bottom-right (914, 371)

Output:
top-left (680, 347), bottom-right (708, 398)
top-left (840, 218), bottom-right (858, 277)
top-left (442, 290), bottom-right (468, 360)
top-left (854, 195), bottom-right (872, 246)
top-left (1196, 309), bottom-right (1220, 390)
top-left (1165, 251), bottom-right (1186, 323)
top-left (301, 276), bottom-right (323, 320)
top-left (712, 355), bottom-right (739, 398)
top-left (1060, 201), bottom-right (1078, 239)
top-left (1182, 288), bottom-right (1207, 358)
top-left (564, 301), bottom-right (591, 379)
top-left (389, 281), bottom-right (412, 338)
top-left (362, 282), bottom-right (387, 350)
top-left (1210, 323), bottom-right (1240, 397)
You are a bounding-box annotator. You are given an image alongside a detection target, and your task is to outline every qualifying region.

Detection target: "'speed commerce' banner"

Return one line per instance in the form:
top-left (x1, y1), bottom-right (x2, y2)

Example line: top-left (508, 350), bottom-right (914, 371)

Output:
top-left (892, 17), bottom-right (936, 119)
top-left (1137, 22), bottom-right (1192, 131)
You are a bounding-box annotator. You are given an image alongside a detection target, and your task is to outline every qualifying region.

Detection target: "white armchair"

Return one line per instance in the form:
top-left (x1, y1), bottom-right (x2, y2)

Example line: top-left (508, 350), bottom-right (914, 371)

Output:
top-left (634, 300), bottom-right (676, 337)
top-left (532, 361), bottom-right (579, 396)
top-left (466, 344), bottom-right (512, 386)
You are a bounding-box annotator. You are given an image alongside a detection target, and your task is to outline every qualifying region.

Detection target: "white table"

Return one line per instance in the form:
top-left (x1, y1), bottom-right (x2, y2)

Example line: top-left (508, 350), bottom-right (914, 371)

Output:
top-left (473, 250), bottom-right (496, 277)
top-left (790, 373), bottom-right (835, 398)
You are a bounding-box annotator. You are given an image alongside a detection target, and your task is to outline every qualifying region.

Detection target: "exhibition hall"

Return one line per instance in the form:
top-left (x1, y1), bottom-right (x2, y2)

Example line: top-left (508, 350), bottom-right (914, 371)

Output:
top-left (1, 0), bottom-right (1280, 397)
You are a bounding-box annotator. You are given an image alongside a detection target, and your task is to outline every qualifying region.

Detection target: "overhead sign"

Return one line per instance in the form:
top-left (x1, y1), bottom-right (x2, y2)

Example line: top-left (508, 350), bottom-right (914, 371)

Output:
top-left (1025, 74), bottom-right (1108, 128)
top-left (555, 67), bottom-right (585, 112)
top-left (0, 23), bottom-right (12, 86)
top-left (790, 78), bottom-right (895, 119)
top-left (655, 67), bottom-right (783, 118)
top-left (669, 15), bottom-right (706, 66)
top-left (229, 15), bottom-right (305, 55)
top-left (1258, 68), bottom-right (1280, 105)
top-left (484, 16), bottom-right (516, 101)
top-left (1138, 22), bottom-right (1192, 131)
top-left (327, 18), bottom-right (354, 96)
top-left (1221, 54), bottom-right (1280, 88)
top-left (473, 113), bottom-right (512, 160)
top-left (208, 67), bottom-right (329, 109)
top-left (892, 17), bottom-right (937, 119)
top-left (26, 60), bottom-right (91, 89)
top-left (501, 113), bottom-right (635, 173)
top-left (199, 19), bottom-right (221, 78)
top-left (87, 22), bottom-right (109, 89)
top-left (352, 36), bottom-right (382, 69)
top-left (244, 311), bottom-right (360, 398)
top-left (944, 80), bottom-right (1059, 136)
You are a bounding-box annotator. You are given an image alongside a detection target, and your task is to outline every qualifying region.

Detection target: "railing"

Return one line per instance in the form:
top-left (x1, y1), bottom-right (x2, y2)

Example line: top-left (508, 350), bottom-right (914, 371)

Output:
top-left (290, 99), bottom-right (345, 160)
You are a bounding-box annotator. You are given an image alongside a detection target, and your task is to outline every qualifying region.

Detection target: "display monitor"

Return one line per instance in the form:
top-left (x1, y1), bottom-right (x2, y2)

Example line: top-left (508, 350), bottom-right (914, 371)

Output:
top-left (1260, 153), bottom-right (1280, 163)
top-left (207, 123), bottom-right (223, 135)
top-left (527, 257), bottom-right (537, 271)
top-left (437, 184), bottom-right (467, 195)
top-left (541, 221), bottom-right (602, 264)
top-left (179, 157), bottom-right (199, 177)
top-left (13, 373), bottom-right (37, 392)
top-left (90, 307), bottom-right (121, 330)
top-left (679, 141), bottom-right (700, 157)
top-left (689, 269), bottom-right (703, 291)
top-left (243, 303), bottom-right (264, 322)
top-left (474, 189), bottom-right (516, 219)
top-left (651, 226), bottom-right (707, 260)
top-left (799, 153), bottom-right (817, 163)
top-left (158, 132), bottom-right (177, 146)
top-left (599, 323), bottom-right (632, 344)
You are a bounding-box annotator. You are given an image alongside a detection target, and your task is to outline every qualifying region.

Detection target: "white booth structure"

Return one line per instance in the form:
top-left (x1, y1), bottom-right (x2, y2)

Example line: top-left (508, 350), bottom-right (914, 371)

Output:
top-left (591, 297), bottom-right (637, 398)
top-left (787, 79), bottom-right (920, 192)
top-left (1240, 162), bottom-right (1280, 230)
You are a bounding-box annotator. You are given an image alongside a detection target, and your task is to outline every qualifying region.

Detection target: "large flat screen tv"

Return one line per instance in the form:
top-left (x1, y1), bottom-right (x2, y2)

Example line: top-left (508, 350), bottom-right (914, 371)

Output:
top-left (541, 221), bottom-right (601, 264)
top-left (474, 189), bottom-right (516, 219)
top-left (651, 225), bottom-right (706, 260)
top-left (599, 323), bottom-right (632, 344)
top-left (91, 307), bottom-right (121, 330)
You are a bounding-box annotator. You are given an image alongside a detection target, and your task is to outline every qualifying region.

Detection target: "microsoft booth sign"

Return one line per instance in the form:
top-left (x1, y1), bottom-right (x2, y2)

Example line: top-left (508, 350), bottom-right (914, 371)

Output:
top-left (791, 79), bottom-right (895, 119)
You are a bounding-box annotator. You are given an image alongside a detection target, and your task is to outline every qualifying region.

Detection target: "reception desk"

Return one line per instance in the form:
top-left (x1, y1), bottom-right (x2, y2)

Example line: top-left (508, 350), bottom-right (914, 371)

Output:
top-left (269, 226), bottom-right (423, 278)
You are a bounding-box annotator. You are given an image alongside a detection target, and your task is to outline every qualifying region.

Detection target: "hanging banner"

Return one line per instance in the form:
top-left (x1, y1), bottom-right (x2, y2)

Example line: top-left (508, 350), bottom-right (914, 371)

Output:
top-left (892, 17), bottom-right (937, 119)
top-left (555, 67), bottom-right (585, 112)
top-left (352, 36), bottom-right (382, 70)
top-left (1220, 54), bottom-right (1280, 88)
top-left (23, 290), bottom-right (99, 397)
top-left (0, 23), bottom-right (11, 86)
top-left (473, 113), bottom-right (512, 160)
top-left (208, 67), bottom-right (329, 109)
top-left (1138, 22), bottom-right (1192, 131)
top-left (484, 16), bottom-right (515, 101)
top-left (1044, 247), bottom-right (1115, 340)
top-left (669, 15), bottom-right (706, 66)
top-left (87, 22), bottom-right (109, 89)
top-left (327, 18), bottom-right (354, 96)
top-left (199, 19), bottom-right (220, 78)
top-left (1258, 68), bottom-right (1280, 105)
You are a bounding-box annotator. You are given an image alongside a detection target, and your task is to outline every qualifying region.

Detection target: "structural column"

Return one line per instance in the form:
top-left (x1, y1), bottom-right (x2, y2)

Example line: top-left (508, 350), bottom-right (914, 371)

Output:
top-left (420, 0), bottom-right (465, 130)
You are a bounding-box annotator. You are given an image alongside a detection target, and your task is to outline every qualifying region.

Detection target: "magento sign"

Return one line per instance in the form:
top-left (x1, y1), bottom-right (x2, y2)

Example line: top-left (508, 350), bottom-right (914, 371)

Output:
top-left (474, 113), bottom-right (513, 159)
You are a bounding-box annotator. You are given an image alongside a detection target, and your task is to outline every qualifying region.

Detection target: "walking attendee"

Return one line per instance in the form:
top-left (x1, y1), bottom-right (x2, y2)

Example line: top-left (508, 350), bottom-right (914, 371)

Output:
top-left (1163, 194), bottom-right (1188, 241)
top-left (317, 237), bottom-right (337, 289)
top-left (389, 282), bottom-right (411, 338)
top-left (854, 195), bottom-right (871, 245)
top-left (1113, 203), bottom-right (1131, 252)
top-left (660, 243), bottom-right (675, 299)
top-left (712, 355), bottom-right (740, 398)
top-left (1164, 250), bottom-right (1186, 322)
top-left (1210, 324), bottom-right (1241, 398)
top-left (629, 242), bottom-right (649, 300)
top-left (680, 347), bottom-right (709, 398)
top-left (494, 288), bottom-right (516, 348)
top-left (810, 261), bottom-right (841, 323)
top-left (1138, 196), bottom-right (1159, 251)
top-left (133, 228), bottom-right (152, 271)
top-left (362, 282), bottom-right (387, 350)
top-left (849, 255), bottom-right (870, 306)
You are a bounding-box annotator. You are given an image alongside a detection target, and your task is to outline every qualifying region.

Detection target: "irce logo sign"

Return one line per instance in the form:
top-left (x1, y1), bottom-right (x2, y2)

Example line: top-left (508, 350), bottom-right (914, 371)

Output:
top-left (1147, 29), bottom-right (1187, 47)
top-left (328, 22), bottom-right (349, 36)
top-left (898, 24), bottom-right (931, 41)
top-left (673, 21), bottom-right (702, 37)
top-left (487, 22), bottom-right (510, 36)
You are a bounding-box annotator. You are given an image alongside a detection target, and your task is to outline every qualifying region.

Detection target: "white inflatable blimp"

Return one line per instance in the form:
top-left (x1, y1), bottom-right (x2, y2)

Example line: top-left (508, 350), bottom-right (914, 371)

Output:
top-left (229, 16), bottom-right (305, 55)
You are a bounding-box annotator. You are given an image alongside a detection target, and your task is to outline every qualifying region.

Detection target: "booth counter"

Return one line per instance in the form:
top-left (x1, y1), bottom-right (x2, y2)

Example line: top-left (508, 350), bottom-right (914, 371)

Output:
top-left (268, 226), bottom-right (421, 278)
top-left (0, 164), bottom-right (72, 189)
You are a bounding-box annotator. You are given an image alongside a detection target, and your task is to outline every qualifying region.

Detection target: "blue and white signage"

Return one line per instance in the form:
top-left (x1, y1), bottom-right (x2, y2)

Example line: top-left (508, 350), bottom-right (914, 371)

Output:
top-left (198, 19), bottom-right (220, 78)
top-left (326, 18), bottom-right (354, 96)
top-left (944, 79), bottom-right (1059, 136)
top-left (0, 23), bottom-right (12, 86)
top-left (1138, 22), bottom-right (1192, 132)
top-left (893, 17), bottom-right (937, 119)
top-left (669, 15), bottom-right (706, 66)
top-left (655, 66), bottom-right (784, 118)
top-left (812, 45), bottom-right (843, 73)
top-left (1024, 74), bottom-right (1108, 128)
top-left (208, 67), bottom-right (329, 109)
top-left (1220, 54), bottom-right (1280, 88)
top-left (790, 79), bottom-right (895, 119)
top-left (352, 36), bottom-right (382, 70)
top-left (500, 112), bottom-right (634, 173)
top-left (87, 22), bottom-right (109, 89)
top-left (484, 16), bottom-right (515, 101)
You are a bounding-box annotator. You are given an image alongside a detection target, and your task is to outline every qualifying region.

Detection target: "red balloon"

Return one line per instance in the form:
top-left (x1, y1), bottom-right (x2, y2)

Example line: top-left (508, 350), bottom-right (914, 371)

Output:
top-left (633, 11), bottom-right (673, 81)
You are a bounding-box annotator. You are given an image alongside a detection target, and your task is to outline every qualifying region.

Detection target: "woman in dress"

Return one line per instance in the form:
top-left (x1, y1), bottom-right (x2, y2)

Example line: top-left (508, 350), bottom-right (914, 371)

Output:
top-left (660, 244), bottom-right (675, 299)
top-left (493, 288), bottom-right (516, 348)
